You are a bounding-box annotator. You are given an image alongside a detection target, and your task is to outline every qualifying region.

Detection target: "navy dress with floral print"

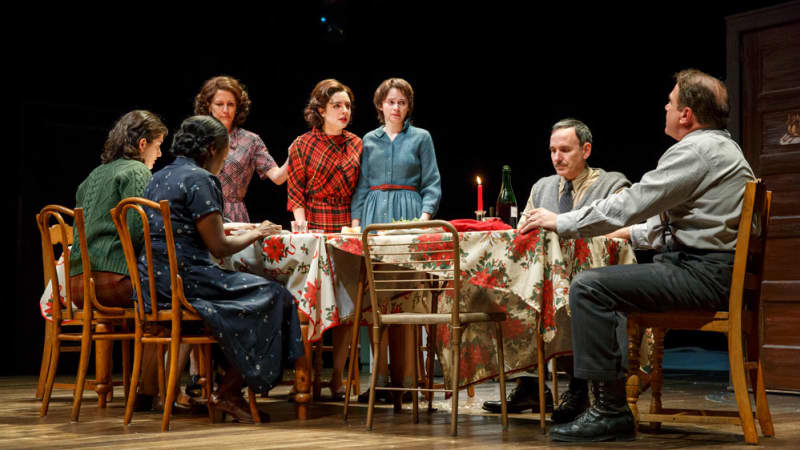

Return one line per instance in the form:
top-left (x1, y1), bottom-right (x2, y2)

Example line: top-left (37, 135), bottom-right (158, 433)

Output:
top-left (139, 156), bottom-right (303, 393)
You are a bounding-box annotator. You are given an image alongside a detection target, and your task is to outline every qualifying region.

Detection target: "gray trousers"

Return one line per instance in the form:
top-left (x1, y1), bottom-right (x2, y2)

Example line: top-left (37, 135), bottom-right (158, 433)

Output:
top-left (569, 249), bottom-right (735, 381)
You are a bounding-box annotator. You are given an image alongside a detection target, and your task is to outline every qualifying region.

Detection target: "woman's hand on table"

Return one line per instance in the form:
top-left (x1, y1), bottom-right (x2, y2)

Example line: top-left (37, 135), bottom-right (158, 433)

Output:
top-left (253, 220), bottom-right (283, 238)
top-left (351, 218), bottom-right (360, 228)
top-left (419, 212), bottom-right (431, 221)
top-left (224, 222), bottom-right (257, 233)
top-left (519, 208), bottom-right (557, 233)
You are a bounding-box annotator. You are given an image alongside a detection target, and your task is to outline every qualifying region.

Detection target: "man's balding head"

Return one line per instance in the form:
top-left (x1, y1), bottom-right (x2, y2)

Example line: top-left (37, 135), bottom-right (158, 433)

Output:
top-left (674, 69), bottom-right (729, 129)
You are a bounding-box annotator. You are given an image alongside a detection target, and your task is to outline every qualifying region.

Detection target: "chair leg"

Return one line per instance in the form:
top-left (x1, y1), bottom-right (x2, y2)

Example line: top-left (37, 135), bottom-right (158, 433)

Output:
top-left (71, 321), bottom-right (94, 422)
top-left (161, 333), bottom-right (181, 432)
top-left (412, 326), bottom-right (420, 424)
top-left (536, 325), bottom-right (546, 432)
top-left (753, 360), bottom-right (775, 437)
top-left (747, 332), bottom-right (774, 437)
top-left (495, 322), bottom-right (508, 431)
top-left (124, 337), bottom-right (144, 425)
top-left (157, 344), bottom-right (166, 406)
top-left (344, 273), bottom-right (364, 421)
top-left (450, 325), bottom-right (462, 437)
top-left (551, 355), bottom-right (559, 406)
top-left (366, 325), bottom-right (384, 431)
top-left (248, 388), bottom-right (261, 424)
top-left (202, 344), bottom-right (217, 424)
top-left (39, 330), bottom-right (61, 417)
top-left (121, 324), bottom-right (131, 402)
top-left (426, 324), bottom-right (437, 411)
top-left (94, 323), bottom-right (112, 408)
top-left (37, 325), bottom-right (54, 400)
top-left (625, 318), bottom-right (643, 427)
top-left (649, 328), bottom-right (665, 431)
top-left (729, 327), bottom-right (758, 444)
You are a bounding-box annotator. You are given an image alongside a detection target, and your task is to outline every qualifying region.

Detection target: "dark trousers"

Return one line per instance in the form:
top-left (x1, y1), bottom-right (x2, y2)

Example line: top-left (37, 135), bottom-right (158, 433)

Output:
top-left (569, 250), bottom-right (735, 381)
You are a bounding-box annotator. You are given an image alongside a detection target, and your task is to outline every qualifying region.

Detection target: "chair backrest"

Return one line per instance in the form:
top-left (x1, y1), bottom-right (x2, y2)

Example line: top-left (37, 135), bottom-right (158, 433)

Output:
top-left (72, 207), bottom-right (129, 316)
top-left (361, 220), bottom-right (461, 325)
top-left (111, 197), bottom-right (195, 324)
top-left (37, 205), bottom-right (75, 322)
top-left (728, 180), bottom-right (771, 330)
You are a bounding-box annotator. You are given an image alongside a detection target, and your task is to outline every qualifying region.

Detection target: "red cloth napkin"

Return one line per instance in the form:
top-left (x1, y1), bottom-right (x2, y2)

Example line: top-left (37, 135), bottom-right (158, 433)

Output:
top-left (449, 218), bottom-right (513, 232)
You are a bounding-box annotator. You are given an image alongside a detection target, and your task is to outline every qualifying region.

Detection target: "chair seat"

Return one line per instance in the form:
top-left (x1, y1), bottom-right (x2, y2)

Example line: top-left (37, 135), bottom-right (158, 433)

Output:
top-left (380, 311), bottom-right (506, 325)
top-left (631, 310), bottom-right (753, 334)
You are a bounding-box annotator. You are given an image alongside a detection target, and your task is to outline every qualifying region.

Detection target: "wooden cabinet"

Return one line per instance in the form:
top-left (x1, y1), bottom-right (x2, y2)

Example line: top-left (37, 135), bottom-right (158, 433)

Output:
top-left (727, 1), bottom-right (800, 392)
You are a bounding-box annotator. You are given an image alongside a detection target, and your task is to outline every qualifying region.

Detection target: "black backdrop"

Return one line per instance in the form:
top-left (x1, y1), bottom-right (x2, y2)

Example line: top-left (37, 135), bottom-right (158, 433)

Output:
top-left (8, 1), bottom-right (787, 375)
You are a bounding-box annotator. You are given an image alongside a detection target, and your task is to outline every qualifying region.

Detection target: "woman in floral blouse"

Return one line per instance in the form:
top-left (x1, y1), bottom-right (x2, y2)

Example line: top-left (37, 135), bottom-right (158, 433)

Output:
top-left (286, 79), bottom-right (362, 400)
top-left (194, 75), bottom-right (288, 223)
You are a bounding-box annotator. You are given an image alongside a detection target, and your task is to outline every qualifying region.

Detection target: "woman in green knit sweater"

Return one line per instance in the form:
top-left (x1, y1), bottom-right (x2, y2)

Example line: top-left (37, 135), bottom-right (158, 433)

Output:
top-left (69, 110), bottom-right (167, 306)
top-left (68, 110), bottom-right (167, 411)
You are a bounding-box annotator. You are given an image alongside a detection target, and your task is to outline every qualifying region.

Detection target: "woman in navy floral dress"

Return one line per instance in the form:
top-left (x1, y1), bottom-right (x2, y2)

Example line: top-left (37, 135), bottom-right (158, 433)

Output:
top-left (140, 115), bottom-right (303, 422)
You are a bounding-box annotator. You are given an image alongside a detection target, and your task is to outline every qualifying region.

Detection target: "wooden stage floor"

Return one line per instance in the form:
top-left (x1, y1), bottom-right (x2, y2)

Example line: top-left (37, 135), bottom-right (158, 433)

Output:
top-left (1, 372), bottom-right (797, 449)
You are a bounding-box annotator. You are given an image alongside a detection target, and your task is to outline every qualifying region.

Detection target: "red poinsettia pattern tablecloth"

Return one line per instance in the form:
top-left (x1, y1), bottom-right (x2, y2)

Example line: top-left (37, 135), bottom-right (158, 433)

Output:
top-left (221, 228), bottom-right (640, 387)
top-left (327, 228), bottom-right (637, 387)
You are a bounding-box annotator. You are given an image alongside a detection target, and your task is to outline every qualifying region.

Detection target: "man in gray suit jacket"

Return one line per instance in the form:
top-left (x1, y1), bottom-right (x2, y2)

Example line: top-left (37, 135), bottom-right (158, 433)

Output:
top-left (482, 119), bottom-right (631, 423)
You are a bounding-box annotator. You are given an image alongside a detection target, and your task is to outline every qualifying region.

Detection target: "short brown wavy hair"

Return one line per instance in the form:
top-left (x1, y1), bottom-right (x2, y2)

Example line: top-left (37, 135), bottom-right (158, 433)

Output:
top-left (100, 110), bottom-right (168, 164)
top-left (194, 75), bottom-right (252, 128)
top-left (373, 78), bottom-right (414, 124)
top-left (303, 79), bottom-right (354, 129)
top-left (674, 69), bottom-right (729, 129)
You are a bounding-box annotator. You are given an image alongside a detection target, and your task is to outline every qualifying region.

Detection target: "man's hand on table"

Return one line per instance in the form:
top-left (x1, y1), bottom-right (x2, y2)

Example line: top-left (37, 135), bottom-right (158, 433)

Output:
top-left (519, 208), bottom-right (558, 233)
top-left (604, 226), bottom-right (631, 241)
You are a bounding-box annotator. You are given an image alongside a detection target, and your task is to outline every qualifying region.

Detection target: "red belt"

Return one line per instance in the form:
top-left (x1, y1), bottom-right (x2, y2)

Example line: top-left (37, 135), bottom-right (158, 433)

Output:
top-left (370, 184), bottom-right (417, 191)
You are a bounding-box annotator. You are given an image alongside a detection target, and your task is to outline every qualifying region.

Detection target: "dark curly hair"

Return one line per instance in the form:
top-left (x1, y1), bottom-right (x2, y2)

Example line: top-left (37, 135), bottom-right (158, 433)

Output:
top-left (170, 115), bottom-right (229, 167)
top-left (674, 69), bottom-right (729, 129)
top-left (303, 79), bottom-right (354, 129)
top-left (373, 78), bottom-right (414, 124)
top-left (100, 110), bottom-right (168, 164)
top-left (194, 75), bottom-right (251, 128)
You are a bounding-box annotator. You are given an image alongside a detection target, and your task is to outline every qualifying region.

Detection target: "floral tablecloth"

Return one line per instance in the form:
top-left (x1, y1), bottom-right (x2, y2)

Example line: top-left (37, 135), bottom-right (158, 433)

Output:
top-left (225, 232), bottom-right (366, 342)
top-left (327, 228), bottom-right (637, 387)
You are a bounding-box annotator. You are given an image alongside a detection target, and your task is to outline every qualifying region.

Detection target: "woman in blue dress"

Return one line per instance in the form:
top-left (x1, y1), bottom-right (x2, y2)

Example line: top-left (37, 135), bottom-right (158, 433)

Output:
top-left (140, 115), bottom-right (303, 422)
top-left (350, 78), bottom-right (442, 402)
top-left (350, 78), bottom-right (441, 229)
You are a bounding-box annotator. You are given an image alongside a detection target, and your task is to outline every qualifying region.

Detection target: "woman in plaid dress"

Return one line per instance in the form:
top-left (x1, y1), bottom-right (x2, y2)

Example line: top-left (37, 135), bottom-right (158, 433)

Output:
top-left (195, 75), bottom-right (288, 223)
top-left (287, 79), bottom-right (362, 400)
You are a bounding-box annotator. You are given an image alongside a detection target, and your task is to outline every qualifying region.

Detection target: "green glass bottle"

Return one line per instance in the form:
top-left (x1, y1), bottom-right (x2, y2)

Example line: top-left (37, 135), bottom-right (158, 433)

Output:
top-left (496, 165), bottom-right (518, 227)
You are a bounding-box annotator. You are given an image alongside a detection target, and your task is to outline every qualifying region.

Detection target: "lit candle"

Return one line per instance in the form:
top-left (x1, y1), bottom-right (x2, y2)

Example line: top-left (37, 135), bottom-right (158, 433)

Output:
top-left (476, 176), bottom-right (483, 211)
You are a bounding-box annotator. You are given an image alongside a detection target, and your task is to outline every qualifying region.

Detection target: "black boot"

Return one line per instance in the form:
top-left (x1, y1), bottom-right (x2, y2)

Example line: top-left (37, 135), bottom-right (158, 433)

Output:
top-left (482, 376), bottom-right (553, 414)
top-left (550, 378), bottom-right (589, 424)
top-left (549, 378), bottom-right (635, 442)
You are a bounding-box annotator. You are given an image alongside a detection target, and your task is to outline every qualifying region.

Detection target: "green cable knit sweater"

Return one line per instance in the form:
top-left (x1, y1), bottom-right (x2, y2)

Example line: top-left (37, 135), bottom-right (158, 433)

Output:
top-left (69, 158), bottom-right (152, 277)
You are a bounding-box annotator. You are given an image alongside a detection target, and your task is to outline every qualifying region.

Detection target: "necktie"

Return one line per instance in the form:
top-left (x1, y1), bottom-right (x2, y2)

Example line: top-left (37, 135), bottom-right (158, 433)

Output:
top-left (559, 180), bottom-right (573, 213)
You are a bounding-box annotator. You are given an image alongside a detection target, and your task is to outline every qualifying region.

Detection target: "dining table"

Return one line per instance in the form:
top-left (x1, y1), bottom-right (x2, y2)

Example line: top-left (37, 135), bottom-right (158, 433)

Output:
top-left (225, 226), bottom-right (640, 406)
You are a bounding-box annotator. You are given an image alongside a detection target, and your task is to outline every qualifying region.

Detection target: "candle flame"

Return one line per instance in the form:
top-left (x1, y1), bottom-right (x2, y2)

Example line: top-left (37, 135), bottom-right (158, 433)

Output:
top-left (476, 176), bottom-right (482, 185)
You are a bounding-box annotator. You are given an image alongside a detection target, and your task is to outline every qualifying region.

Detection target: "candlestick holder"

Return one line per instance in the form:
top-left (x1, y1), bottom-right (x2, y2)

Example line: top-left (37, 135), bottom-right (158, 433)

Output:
top-left (475, 210), bottom-right (486, 221)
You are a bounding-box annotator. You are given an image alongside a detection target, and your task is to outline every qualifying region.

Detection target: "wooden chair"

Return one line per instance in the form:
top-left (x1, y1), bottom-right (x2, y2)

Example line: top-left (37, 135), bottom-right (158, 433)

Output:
top-left (626, 180), bottom-right (775, 445)
top-left (112, 197), bottom-right (260, 431)
top-left (36, 209), bottom-right (76, 400)
top-left (356, 220), bottom-right (508, 436)
top-left (38, 205), bottom-right (133, 421)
